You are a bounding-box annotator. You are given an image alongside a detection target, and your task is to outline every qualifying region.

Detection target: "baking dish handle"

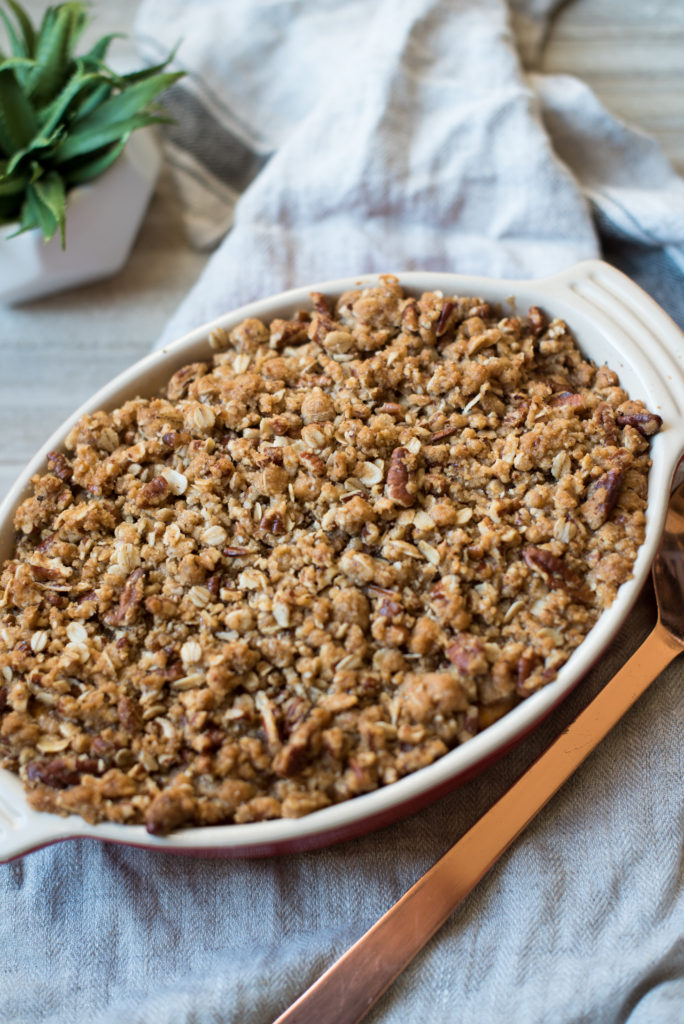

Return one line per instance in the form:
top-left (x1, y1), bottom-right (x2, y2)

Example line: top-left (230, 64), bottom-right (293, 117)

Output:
top-left (541, 259), bottom-right (684, 440)
top-left (0, 773), bottom-right (73, 863)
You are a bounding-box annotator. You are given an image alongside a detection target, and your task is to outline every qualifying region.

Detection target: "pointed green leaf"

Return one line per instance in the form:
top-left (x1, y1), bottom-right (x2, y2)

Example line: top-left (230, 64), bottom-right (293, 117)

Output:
top-left (0, 54), bottom-right (35, 72)
top-left (71, 78), bottom-right (112, 120)
top-left (38, 66), bottom-right (105, 135)
top-left (81, 32), bottom-right (124, 67)
top-left (105, 43), bottom-right (179, 86)
top-left (70, 71), bottom-right (182, 133)
top-left (26, 2), bottom-right (88, 106)
top-left (0, 65), bottom-right (39, 156)
top-left (7, 194), bottom-right (40, 237)
top-left (21, 180), bottom-right (58, 242)
top-left (32, 169), bottom-right (65, 245)
top-left (5, 0), bottom-right (36, 58)
top-left (5, 125), bottom-right (63, 174)
top-left (55, 111), bottom-right (167, 162)
top-left (61, 136), bottom-right (126, 185)
top-left (0, 169), bottom-right (28, 197)
top-left (29, 3), bottom-right (56, 68)
top-left (4, 129), bottom-right (61, 175)
top-left (0, 9), bottom-right (26, 57)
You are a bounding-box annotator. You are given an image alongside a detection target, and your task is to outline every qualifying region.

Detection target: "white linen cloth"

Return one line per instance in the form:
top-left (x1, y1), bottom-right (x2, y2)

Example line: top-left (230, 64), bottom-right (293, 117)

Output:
top-left (2, 2), bottom-right (684, 1023)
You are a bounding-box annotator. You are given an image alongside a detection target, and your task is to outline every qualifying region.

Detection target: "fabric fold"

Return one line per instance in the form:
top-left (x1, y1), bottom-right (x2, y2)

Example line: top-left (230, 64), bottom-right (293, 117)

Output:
top-left (138, 0), bottom-right (599, 347)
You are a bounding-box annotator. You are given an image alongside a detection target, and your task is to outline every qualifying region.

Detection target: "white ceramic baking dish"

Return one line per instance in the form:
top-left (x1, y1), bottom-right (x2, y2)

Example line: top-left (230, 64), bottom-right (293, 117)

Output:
top-left (1, 259), bottom-right (683, 862)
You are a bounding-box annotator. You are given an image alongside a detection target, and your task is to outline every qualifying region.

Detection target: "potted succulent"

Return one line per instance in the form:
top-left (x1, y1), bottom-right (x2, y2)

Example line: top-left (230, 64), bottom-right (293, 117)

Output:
top-left (0, 0), bottom-right (183, 303)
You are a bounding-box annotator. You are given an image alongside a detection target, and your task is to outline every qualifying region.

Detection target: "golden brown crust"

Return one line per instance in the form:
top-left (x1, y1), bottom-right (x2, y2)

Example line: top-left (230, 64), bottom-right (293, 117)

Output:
top-left (0, 276), bottom-right (659, 834)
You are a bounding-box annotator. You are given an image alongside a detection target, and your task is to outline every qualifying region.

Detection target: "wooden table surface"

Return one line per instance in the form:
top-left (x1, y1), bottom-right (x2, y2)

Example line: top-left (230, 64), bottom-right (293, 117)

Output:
top-left (1, 0), bottom-right (683, 502)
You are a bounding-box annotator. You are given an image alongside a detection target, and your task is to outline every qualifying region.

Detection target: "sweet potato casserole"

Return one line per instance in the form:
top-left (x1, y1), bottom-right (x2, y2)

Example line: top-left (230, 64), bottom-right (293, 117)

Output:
top-left (0, 277), bottom-right (662, 835)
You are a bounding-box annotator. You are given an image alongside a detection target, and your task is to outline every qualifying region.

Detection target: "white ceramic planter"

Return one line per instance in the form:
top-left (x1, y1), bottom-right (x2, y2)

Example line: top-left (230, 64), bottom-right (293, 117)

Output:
top-left (0, 129), bottom-right (161, 305)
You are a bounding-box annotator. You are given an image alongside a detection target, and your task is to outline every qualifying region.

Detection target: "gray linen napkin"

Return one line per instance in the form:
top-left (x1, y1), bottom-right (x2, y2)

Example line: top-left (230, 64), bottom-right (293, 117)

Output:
top-left (2, 2), bottom-right (684, 1023)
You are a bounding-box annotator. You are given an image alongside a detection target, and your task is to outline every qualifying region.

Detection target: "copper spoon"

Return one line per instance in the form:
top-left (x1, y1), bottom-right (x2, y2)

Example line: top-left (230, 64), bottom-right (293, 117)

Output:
top-left (273, 476), bottom-right (684, 1024)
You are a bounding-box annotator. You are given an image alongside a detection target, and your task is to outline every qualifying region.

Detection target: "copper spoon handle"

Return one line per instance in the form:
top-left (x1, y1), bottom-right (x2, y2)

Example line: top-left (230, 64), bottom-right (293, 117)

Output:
top-left (274, 622), bottom-right (682, 1024)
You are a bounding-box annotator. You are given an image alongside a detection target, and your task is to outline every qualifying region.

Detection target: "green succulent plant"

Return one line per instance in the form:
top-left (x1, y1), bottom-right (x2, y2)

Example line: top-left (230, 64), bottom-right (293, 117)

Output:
top-left (0, 0), bottom-right (183, 246)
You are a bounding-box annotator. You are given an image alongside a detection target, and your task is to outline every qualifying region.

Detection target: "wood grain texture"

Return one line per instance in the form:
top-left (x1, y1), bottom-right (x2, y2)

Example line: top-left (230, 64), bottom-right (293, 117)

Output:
top-left (542, 0), bottom-right (684, 172)
top-left (1, 0), bottom-right (682, 503)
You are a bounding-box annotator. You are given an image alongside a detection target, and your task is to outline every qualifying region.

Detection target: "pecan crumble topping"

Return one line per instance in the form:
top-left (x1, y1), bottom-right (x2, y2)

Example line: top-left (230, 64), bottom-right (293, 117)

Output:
top-left (0, 276), bottom-right (661, 834)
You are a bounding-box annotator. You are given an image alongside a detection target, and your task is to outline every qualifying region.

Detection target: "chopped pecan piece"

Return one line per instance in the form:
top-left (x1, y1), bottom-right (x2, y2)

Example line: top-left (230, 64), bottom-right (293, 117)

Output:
top-left (299, 452), bottom-right (326, 476)
top-left (166, 362), bottom-right (209, 400)
top-left (206, 573), bottom-right (222, 598)
top-left (310, 291), bottom-right (333, 318)
top-left (401, 299), bottom-right (420, 333)
top-left (26, 758), bottom-right (81, 789)
top-left (258, 446), bottom-right (284, 466)
top-left (523, 546), bottom-right (592, 603)
top-left (615, 410), bottom-right (663, 437)
top-left (47, 451), bottom-right (72, 482)
top-left (528, 306), bottom-right (547, 336)
top-left (581, 468), bottom-right (624, 530)
top-left (436, 301), bottom-right (455, 338)
top-left (104, 568), bottom-right (145, 626)
top-left (517, 654), bottom-right (541, 696)
top-left (269, 318), bottom-right (310, 350)
top-left (376, 402), bottom-right (404, 417)
top-left (30, 564), bottom-right (61, 582)
top-left (161, 430), bottom-right (189, 451)
top-left (468, 303), bottom-right (491, 319)
top-left (36, 532), bottom-right (57, 553)
top-left (273, 708), bottom-right (331, 777)
top-left (430, 424), bottom-right (458, 443)
top-left (445, 634), bottom-right (487, 676)
top-left (593, 402), bottom-right (619, 446)
top-left (117, 696), bottom-right (141, 733)
top-left (259, 511), bottom-right (286, 535)
top-left (386, 446), bottom-right (416, 507)
top-left (145, 787), bottom-right (197, 835)
top-left (268, 413), bottom-right (299, 436)
top-left (548, 391), bottom-right (584, 409)
top-left (377, 597), bottom-right (403, 617)
top-left (136, 475), bottom-right (169, 508)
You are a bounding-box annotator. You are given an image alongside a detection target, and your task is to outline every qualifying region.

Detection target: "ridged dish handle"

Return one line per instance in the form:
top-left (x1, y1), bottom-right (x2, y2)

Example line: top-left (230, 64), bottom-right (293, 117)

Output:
top-left (542, 259), bottom-right (684, 438)
top-left (0, 775), bottom-right (69, 863)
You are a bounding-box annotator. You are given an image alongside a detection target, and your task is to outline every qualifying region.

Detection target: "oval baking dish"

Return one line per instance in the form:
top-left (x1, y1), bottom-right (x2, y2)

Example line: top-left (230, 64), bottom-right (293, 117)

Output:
top-left (1, 259), bottom-right (683, 861)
